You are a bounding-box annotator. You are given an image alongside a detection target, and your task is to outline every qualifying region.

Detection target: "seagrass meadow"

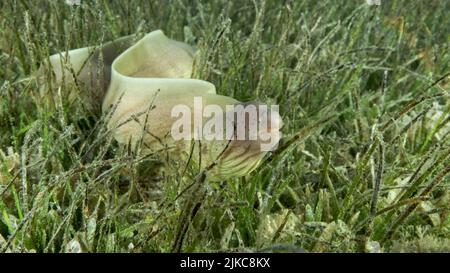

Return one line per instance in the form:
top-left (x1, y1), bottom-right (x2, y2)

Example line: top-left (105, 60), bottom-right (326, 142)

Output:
top-left (0, 0), bottom-right (449, 253)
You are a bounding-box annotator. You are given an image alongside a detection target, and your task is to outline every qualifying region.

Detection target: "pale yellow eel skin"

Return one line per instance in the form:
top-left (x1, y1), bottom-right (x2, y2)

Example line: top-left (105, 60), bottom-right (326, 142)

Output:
top-left (44, 30), bottom-right (282, 181)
